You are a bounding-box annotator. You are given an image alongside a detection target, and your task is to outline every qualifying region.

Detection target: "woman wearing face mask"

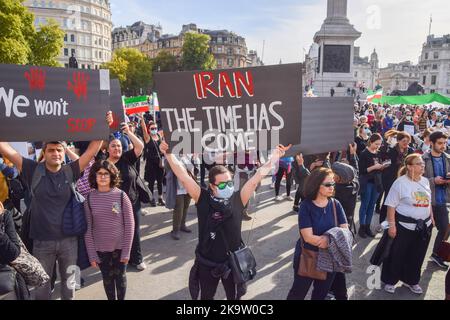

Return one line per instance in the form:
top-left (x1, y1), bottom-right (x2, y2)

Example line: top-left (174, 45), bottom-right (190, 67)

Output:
top-left (379, 131), bottom-right (414, 225)
top-left (358, 134), bottom-right (387, 238)
top-left (160, 141), bottom-right (290, 300)
top-left (398, 112), bottom-right (416, 135)
top-left (427, 112), bottom-right (438, 129)
top-left (355, 125), bottom-right (371, 158)
top-left (381, 154), bottom-right (435, 295)
top-left (142, 119), bottom-right (165, 207)
top-left (383, 111), bottom-right (394, 134)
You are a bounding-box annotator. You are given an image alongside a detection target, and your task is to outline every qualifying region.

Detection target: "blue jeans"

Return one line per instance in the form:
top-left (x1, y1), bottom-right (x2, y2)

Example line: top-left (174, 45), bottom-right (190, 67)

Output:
top-left (359, 182), bottom-right (379, 226)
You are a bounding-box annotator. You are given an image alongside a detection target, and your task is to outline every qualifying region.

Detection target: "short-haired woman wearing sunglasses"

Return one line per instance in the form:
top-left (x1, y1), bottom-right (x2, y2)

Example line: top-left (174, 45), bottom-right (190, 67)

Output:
top-left (287, 168), bottom-right (349, 300)
top-left (160, 141), bottom-right (290, 300)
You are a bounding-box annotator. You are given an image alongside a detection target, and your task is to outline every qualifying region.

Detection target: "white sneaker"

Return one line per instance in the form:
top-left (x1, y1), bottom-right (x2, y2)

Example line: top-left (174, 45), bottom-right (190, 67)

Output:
top-left (286, 196), bottom-right (294, 201)
top-left (275, 196), bottom-right (283, 201)
top-left (404, 283), bottom-right (423, 295)
top-left (136, 262), bottom-right (147, 271)
top-left (384, 284), bottom-right (396, 294)
top-left (270, 183), bottom-right (275, 189)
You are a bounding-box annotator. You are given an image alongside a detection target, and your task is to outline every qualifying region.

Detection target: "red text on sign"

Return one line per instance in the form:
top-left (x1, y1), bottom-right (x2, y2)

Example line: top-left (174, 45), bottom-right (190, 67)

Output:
top-left (67, 118), bottom-right (97, 133)
top-left (193, 71), bottom-right (254, 99)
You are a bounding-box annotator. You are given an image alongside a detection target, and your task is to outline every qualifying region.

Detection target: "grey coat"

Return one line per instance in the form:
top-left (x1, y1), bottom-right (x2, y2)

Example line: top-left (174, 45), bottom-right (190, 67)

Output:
top-left (317, 227), bottom-right (353, 274)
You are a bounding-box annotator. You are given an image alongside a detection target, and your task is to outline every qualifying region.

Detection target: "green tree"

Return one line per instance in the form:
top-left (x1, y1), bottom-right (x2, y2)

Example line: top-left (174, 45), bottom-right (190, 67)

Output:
top-left (152, 50), bottom-right (179, 72)
top-left (181, 32), bottom-right (216, 71)
top-left (0, 0), bottom-right (63, 66)
top-left (102, 48), bottom-right (153, 96)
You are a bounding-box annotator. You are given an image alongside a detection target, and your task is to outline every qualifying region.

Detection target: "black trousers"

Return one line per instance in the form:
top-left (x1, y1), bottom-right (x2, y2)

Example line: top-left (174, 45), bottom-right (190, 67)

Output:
top-left (129, 201), bottom-right (142, 265)
top-left (446, 269), bottom-right (450, 296)
top-left (294, 185), bottom-right (304, 207)
top-left (275, 167), bottom-right (292, 197)
top-left (330, 272), bottom-right (348, 300)
top-left (432, 205), bottom-right (449, 255)
top-left (287, 272), bottom-right (336, 300)
top-left (381, 223), bottom-right (432, 286)
top-left (145, 161), bottom-right (164, 198)
top-left (98, 250), bottom-right (127, 300)
top-left (198, 263), bottom-right (237, 300)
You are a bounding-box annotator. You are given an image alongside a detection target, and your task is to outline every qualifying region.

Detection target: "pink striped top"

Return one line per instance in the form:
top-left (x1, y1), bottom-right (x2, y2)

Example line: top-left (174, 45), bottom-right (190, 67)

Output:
top-left (84, 188), bottom-right (135, 263)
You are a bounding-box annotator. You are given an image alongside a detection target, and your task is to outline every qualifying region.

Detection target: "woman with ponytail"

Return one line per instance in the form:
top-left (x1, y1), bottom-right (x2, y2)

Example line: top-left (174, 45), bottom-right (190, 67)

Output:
top-left (381, 154), bottom-right (435, 295)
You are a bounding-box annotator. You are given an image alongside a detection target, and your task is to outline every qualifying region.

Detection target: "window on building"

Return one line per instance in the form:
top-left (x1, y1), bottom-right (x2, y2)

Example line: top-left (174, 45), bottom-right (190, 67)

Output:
top-left (217, 37), bottom-right (222, 43)
top-left (64, 48), bottom-right (69, 56)
top-left (432, 64), bottom-right (438, 70)
top-left (71, 49), bottom-right (76, 57)
top-left (227, 58), bottom-right (234, 66)
top-left (64, 34), bottom-right (68, 42)
top-left (354, 71), bottom-right (358, 77)
top-left (425, 53), bottom-right (429, 60)
top-left (431, 75), bottom-right (437, 85)
top-left (396, 80), bottom-right (400, 86)
top-left (99, 51), bottom-right (102, 59)
top-left (424, 65), bottom-right (428, 70)
top-left (423, 75), bottom-right (426, 85)
top-left (81, 64), bottom-right (85, 69)
top-left (71, 34), bottom-right (75, 43)
top-left (227, 48), bottom-right (233, 55)
top-left (87, 65), bottom-right (91, 70)
top-left (434, 52), bottom-right (439, 59)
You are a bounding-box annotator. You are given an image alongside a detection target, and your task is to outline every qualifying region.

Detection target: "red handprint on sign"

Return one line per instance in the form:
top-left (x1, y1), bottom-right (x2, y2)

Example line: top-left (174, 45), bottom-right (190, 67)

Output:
top-left (67, 72), bottom-right (90, 100)
top-left (24, 68), bottom-right (46, 91)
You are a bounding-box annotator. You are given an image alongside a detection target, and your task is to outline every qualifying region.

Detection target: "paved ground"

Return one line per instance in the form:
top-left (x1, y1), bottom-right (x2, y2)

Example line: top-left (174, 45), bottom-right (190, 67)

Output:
top-left (70, 179), bottom-right (447, 301)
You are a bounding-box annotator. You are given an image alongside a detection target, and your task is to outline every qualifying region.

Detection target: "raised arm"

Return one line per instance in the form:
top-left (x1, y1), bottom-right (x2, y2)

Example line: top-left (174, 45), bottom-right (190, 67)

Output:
top-left (160, 141), bottom-right (201, 203)
top-left (240, 144), bottom-right (291, 206)
top-left (140, 114), bottom-right (151, 144)
top-left (0, 142), bottom-right (23, 172)
top-left (122, 122), bottom-right (144, 159)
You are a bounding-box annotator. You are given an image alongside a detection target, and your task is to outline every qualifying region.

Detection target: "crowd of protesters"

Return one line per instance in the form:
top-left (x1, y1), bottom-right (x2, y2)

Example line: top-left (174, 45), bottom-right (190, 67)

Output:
top-left (1, 101), bottom-right (450, 301)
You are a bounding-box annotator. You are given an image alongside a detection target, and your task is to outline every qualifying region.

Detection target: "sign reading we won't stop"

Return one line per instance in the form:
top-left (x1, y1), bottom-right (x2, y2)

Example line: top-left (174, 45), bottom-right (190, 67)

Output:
top-left (0, 64), bottom-right (111, 142)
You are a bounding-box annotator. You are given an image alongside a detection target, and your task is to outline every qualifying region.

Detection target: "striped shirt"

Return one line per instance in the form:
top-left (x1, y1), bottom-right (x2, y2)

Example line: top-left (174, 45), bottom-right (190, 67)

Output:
top-left (76, 160), bottom-right (94, 198)
top-left (84, 188), bottom-right (135, 263)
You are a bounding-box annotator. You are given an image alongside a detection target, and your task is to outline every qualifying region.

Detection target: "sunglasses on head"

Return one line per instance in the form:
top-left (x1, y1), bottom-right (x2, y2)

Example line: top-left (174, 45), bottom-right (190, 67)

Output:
top-left (322, 182), bottom-right (336, 188)
top-left (214, 181), bottom-right (234, 190)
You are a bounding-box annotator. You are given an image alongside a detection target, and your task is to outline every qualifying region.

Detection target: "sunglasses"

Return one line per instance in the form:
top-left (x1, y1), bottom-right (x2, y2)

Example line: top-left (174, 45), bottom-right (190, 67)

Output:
top-left (322, 182), bottom-right (336, 188)
top-left (214, 181), bottom-right (234, 190)
top-left (150, 127), bottom-right (157, 131)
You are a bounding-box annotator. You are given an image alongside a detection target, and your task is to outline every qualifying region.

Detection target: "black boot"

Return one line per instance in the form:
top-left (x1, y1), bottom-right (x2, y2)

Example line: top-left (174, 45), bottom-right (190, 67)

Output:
top-left (358, 225), bottom-right (367, 239)
top-left (365, 225), bottom-right (375, 238)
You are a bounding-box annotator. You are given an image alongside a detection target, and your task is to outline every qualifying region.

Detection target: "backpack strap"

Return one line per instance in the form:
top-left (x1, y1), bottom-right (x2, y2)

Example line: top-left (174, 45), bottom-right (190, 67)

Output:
top-left (62, 163), bottom-right (85, 202)
top-left (30, 163), bottom-right (46, 199)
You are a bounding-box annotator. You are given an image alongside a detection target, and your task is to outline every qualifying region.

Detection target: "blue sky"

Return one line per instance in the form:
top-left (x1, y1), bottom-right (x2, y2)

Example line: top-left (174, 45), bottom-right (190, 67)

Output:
top-left (110, 0), bottom-right (450, 66)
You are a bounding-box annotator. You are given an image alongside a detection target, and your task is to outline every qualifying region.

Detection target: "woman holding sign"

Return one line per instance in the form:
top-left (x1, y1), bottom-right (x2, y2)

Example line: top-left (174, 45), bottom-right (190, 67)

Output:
top-left (160, 141), bottom-right (290, 300)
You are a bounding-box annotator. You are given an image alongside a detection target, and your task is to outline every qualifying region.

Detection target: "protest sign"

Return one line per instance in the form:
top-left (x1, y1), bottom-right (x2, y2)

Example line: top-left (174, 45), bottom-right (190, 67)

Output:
top-left (154, 64), bottom-right (303, 154)
top-left (109, 79), bottom-right (126, 132)
top-left (124, 96), bottom-right (150, 115)
top-left (0, 64), bottom-right (110, 142)
top-left (298, 97), bottom-right (354, 155)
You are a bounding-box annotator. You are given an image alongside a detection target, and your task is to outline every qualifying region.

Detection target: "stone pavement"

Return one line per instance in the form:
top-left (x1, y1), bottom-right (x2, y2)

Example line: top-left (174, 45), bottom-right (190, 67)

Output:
top-left (73, 179), bottom-right (447, 301)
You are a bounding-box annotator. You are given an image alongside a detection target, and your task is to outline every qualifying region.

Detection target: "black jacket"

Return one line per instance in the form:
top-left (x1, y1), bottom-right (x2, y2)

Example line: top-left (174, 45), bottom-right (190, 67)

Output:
top-left (0, 210), bottom-right (20, 265)
top-left (334, 155), bottom-right (359, 222)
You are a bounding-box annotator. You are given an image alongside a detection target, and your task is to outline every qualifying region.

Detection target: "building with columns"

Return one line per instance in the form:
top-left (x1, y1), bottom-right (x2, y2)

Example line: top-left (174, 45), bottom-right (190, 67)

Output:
top-left (24, 0), bottom-right (113, 70)
top-left (418, 34), bottom-right (450, 95)
top-left (378, 61), bottom-right (420, 94)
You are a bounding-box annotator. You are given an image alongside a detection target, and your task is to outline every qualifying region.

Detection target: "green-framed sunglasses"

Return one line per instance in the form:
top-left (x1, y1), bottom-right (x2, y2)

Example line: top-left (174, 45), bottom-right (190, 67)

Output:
top-left (214, 181), bottom-right (234, 190)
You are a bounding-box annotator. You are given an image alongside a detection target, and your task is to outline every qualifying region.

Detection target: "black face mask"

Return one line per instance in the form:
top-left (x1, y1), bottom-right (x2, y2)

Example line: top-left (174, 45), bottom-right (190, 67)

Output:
top-left (207, 189), bottom-right (233, 227)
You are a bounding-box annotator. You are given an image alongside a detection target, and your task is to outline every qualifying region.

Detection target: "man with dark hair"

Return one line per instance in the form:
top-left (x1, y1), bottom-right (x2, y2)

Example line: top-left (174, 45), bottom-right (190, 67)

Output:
top-left (0, 112), bottom-right (113, 300)
top-left (423, 131), bottom-right (450, 270)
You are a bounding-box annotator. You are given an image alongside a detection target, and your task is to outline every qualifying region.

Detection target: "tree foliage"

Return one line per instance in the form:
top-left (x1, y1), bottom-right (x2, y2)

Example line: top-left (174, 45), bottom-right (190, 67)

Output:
top-left (102, 48), bottom-right (153, 96)
top-left (0, 0), bottom-right (64, 66)
top-left (181, 32), bottom-right (216, 71)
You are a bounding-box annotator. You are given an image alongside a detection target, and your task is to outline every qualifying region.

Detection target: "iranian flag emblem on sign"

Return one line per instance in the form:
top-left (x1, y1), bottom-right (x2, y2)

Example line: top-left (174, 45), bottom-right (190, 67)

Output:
top-left (123, 96), bottom-right (150, 115)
